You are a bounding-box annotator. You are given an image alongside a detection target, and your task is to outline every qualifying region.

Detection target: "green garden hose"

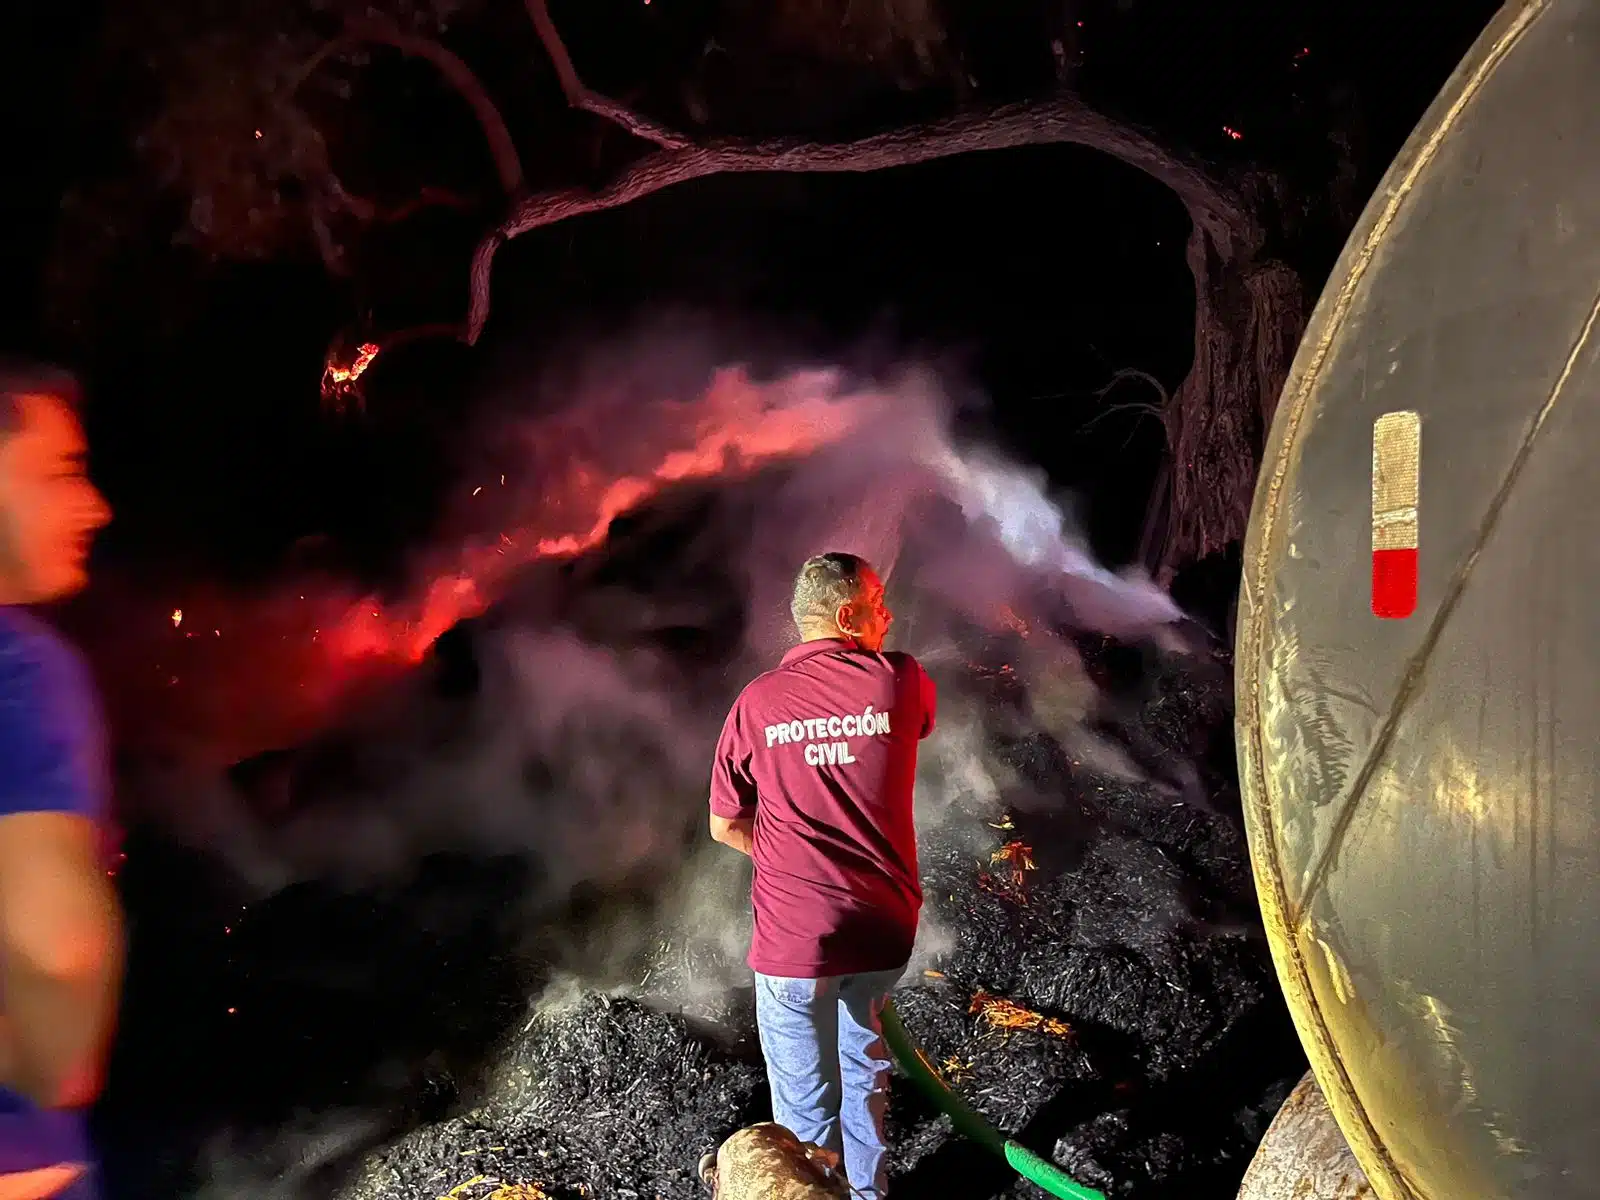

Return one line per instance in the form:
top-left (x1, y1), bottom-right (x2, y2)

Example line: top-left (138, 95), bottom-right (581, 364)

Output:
top-left (880, 1001), bottom-right (1108, 1200)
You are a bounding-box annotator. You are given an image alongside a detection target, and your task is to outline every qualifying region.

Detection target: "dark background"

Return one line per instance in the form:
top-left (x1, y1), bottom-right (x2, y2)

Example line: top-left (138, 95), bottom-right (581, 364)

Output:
top-left (2, 1), bottom-right (1500, 587)
top-left (0, 2), bottom-right (1504, 1196)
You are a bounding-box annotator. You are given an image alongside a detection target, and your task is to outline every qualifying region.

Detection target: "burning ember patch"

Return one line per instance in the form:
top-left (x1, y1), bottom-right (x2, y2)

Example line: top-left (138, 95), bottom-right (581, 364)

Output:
top-left (976, 833), bottom-right (1036, 904)
top-left (323, 365), bottom-right (873, 670)
top-left (137, 620), bottom-right (1294, 1199)
top-left (996, 604), bottom-right (1032, 636)
top-left (969, 990), bottom-right (1074, 1039)
top-left (940, 1054), bottom-right (974, 1083)
top-left (320, 341), bottom-right (381, 409)
top-left (990, 838), bottom-right (1036, 887)
top-left (438, 1180), bottom-right (551, 1200)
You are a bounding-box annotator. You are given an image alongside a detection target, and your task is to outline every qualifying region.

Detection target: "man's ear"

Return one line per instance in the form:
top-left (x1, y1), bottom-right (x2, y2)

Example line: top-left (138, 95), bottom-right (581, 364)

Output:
top-left (834, 603), bottom-right (856, 636)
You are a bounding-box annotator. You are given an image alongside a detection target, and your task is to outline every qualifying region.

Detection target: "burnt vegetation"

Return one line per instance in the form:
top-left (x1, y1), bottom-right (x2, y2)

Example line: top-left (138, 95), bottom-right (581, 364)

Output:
top-left (98, 473), bottom-right (1303, 1200)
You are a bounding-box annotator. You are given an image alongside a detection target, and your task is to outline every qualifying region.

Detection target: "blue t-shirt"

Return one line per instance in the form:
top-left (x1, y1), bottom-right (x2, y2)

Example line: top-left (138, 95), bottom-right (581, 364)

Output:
top-left (0, 607), bottom-right (107, 1181)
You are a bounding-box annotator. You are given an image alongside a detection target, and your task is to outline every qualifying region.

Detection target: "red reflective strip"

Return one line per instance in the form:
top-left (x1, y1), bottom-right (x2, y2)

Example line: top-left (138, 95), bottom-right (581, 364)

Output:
top-left (1371, 411), bottom-right (1420, 620)
top-left (1371, 547), bottom-right (1418, 619)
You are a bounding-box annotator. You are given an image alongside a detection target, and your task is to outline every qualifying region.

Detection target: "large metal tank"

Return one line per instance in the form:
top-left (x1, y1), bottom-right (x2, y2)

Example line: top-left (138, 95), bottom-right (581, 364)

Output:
top-left (1235, 3), bottom-right (1600, 1199)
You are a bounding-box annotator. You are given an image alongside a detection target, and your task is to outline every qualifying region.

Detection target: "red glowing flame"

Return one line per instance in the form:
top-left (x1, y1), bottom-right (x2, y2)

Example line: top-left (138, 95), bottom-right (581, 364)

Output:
top-left (82, 367), bottom-right (878, 765)
top-left (326, 367), bottom-right (868, 665)
top-left (321, 342), bottom-right (382, 407)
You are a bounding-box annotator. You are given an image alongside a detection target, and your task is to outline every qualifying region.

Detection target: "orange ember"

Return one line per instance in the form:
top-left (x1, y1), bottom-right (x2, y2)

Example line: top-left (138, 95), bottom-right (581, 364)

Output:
top-left (976, 827), bottom-right (1035, 904)
top-left (941, 1054), bottom-right (973, 1082)
top-left (320, 342), bottom-right (381, 406)
top-left (440, 1179), bottom-right (551, 1199)
top-left (990, 838), bottom-right (1036, 888)
top-left (975, 869), bottom-right (1028, 906)
top-left (996, 604), bottom-right (1031, 636)
top-left (968, 990), bottom-right (1072, 1038)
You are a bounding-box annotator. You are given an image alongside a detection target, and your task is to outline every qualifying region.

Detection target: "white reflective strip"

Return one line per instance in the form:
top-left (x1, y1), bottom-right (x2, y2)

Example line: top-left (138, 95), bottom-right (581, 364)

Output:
top-left (1372, 410), bottom-right (1421, 551)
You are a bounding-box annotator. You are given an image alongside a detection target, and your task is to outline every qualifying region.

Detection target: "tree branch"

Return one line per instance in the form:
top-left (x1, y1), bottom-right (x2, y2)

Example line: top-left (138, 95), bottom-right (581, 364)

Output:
top-left (302, 4), bottom-right (1292, 582)
top-left (296, 18), bottom-right (525, 196)
top-left (462, 91), bottom-right (1257, 343)
top-left (522, 0), bottom-right (689, 149)
top-left (320, 322), bottom-right (465, 413)
top-left (1094, 367), bottom-right (1171, 408)
top-left (328, 182), bottom-right (479, 224)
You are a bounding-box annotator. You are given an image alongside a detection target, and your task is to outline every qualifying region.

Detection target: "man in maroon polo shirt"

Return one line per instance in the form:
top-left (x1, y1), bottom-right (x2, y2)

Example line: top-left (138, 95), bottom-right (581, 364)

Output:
top-left (708, 552), bottom-right (935, 1199)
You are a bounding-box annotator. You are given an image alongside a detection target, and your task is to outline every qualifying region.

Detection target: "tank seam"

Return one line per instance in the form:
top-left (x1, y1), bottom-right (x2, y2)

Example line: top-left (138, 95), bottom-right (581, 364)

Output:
top-left (1294, 282), bottom-right (1600, 921)
top-left (1237, 3), bottom-right (1550, 1197)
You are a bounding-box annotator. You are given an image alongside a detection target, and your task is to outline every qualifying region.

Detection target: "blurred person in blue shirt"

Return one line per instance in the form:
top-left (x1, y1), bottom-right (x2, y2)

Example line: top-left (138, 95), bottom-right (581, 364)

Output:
top-left (0, 362), bottom-right (120, 1200)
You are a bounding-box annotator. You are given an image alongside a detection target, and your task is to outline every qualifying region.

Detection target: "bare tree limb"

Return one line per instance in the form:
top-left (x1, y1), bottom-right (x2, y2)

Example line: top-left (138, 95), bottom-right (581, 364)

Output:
top-left (1080, 368), bottom-right (1173, 438)
top-left (376, 321), bottom-right (467, 353)
top-left (320, 321), bottom-right (467, 413)
top-left (295, 18), bottom-right (525, 195)
top-left (329, 182), bottom-right (479, 224)
top-left (522, 0), bottom-right (689, 149)
top-left (1031, 368), bottom-right (1171, 417)
top-left (302, 0), bottom-right (1296, 579)
top-left (1095, 367), bottom-right (1171, 409)
top-left (462, 91), bottom-right (1258, 343)
top-left (448, 78), bottom-right (1298, 581)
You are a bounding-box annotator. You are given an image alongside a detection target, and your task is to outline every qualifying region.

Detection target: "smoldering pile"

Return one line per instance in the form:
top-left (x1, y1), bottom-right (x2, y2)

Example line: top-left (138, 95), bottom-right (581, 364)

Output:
top-left (320, 623), bottom-right (1297, 1200)
top-left (93, 352), bottom-right (1303, 1200)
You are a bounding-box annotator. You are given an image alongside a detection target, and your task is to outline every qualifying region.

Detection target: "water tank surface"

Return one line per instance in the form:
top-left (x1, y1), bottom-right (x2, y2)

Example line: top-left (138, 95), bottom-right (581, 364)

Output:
top-left (1236, 3), bottom-right (1600, 1198)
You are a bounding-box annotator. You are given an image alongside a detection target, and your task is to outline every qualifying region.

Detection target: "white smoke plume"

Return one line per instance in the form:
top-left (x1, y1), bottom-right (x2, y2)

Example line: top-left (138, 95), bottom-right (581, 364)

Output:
top-left (89, 319), bottom-right (1232, 1200)
top-left (120, 319), bottom-right (1192, 1018)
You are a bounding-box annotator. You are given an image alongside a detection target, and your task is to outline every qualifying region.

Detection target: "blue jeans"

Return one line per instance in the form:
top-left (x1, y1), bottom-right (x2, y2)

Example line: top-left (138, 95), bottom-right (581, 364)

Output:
top-left (754, 966), bottom-right (905, 1199)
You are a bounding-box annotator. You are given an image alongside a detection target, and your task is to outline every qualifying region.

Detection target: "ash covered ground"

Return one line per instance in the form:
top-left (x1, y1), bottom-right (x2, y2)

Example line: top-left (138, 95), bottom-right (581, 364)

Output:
top-left (330, 637), bottom-right (1298, 1200)
top-left (88, 356), bottom-right (1304, 1200)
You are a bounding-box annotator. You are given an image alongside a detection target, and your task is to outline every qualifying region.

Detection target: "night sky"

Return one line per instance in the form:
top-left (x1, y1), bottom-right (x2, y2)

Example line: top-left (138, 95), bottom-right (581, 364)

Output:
top-left (3, 1), bottom-right (1498, 589)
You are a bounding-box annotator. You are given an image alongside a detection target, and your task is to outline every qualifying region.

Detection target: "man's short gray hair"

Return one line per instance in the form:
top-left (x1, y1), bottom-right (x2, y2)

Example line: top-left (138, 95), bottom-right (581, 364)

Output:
top-left (791, 552), bottom-right (870, 629)
top-left (0, 358), bottom-right (81, 437)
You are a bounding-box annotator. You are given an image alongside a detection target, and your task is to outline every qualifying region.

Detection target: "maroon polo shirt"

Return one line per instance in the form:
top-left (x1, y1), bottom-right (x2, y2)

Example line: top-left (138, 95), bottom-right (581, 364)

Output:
top-left (710, 638), bottom-right (936, 978)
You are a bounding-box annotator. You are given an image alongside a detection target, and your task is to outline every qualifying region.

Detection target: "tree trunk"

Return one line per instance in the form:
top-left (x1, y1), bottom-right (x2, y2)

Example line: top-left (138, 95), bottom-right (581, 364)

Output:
top-left (1149, 227), bottom-right (1304, 579)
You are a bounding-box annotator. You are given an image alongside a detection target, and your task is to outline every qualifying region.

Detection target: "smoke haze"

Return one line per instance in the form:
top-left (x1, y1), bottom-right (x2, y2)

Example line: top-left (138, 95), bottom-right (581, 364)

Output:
top-left (102, 319), bottom-right (1213, 1194)
top-left (132, 321), bottom-right (1182, 892)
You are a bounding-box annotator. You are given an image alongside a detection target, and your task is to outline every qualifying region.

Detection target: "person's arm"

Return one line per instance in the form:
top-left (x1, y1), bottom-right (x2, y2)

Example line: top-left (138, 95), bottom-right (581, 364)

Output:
top-left (708, 700), bottom-right (759, 857)
top-left (708, 813), bottom-right (755, 857)
top-left (0, 635), bottom-right (123, 1110)
top-left (918, 660), bottom-right (938, 739)
top-left (0, 811), bottom-right (122, 1108)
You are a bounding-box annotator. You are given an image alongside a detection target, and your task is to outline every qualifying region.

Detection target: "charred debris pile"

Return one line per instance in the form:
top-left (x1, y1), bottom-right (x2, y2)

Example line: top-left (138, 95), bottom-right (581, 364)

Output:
top-left (98, 482), bottom-right (1304, 1200)
top-left (331, 649), bottom-right (1301, 1198)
